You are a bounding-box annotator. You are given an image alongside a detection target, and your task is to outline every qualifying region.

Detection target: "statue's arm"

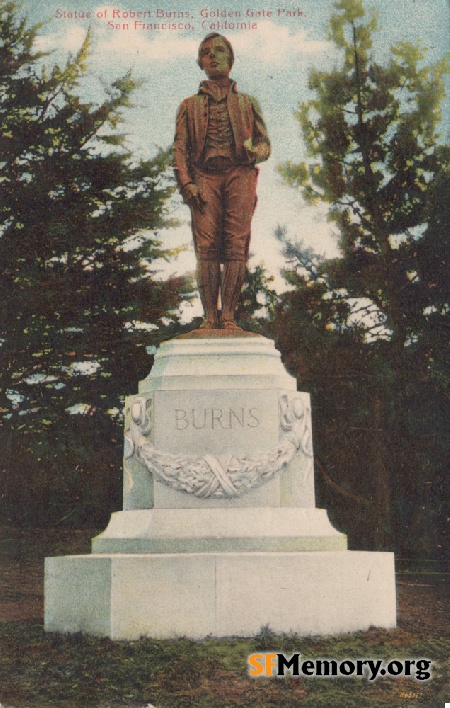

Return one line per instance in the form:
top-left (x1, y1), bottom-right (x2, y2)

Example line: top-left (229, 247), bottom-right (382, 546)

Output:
top-left (173, 99), bottom-right (205, 212)
top-left (174, 99), bottom-right (193, 191)
top-left (248, 96), bottom-right (271, 164)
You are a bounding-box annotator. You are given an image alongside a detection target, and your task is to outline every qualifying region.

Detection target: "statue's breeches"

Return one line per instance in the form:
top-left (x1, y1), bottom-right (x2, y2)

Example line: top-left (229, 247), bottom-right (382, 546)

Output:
top-left (191, 164), bottom-right (258, 262)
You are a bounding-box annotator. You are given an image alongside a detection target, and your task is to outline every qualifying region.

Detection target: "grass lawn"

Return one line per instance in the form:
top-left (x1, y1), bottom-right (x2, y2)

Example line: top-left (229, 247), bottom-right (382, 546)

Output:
top-left (0, 527), bottom-right (448, 707)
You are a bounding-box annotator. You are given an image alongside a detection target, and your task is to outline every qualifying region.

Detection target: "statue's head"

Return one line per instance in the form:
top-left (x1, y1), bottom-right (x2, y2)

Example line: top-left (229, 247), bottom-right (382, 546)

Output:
top-left (197, 33), bottom-right (234, 79)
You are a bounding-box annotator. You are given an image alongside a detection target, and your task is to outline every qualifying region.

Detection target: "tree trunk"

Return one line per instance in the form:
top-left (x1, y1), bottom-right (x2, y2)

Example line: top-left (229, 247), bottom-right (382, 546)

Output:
top-left (371, 393), bottom-right (393, 550)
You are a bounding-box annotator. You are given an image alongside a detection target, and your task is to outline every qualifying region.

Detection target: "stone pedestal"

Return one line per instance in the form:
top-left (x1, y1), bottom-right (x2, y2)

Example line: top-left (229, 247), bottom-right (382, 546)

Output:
top-left (45, 333), bottom-right (396, 639)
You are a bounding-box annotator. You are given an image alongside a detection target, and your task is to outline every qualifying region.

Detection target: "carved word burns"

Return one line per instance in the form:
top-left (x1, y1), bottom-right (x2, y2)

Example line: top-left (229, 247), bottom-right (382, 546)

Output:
top-left (175, 407), bottom-right (260, 430)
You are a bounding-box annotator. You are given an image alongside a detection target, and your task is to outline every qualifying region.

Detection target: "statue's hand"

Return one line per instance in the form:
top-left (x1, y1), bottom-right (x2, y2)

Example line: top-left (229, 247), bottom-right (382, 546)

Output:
top-left (244, 138), bottom-right (257, 163)
top-left (182, 183), bottom-right (206, 214)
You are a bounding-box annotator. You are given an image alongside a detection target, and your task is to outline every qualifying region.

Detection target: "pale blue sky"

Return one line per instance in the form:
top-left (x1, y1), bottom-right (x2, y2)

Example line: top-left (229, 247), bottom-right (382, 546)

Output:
top-left (22, 0), bottom-right (450, 301)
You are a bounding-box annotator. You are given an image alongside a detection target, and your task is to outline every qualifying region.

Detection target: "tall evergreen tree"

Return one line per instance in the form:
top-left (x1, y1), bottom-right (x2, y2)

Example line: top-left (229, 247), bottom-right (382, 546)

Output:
top-left (277, 0), bottom-right (449, 551)
top-left (0, 2), bottom-right (193, 525)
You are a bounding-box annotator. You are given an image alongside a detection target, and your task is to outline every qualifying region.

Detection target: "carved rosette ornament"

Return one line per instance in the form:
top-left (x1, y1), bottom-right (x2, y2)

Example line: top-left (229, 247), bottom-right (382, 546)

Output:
top-left (124, 394), bottom-right (312, 499)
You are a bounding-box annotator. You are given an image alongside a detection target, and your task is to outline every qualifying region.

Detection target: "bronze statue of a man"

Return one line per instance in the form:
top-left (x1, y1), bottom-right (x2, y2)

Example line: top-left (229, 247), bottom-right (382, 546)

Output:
top-left (174, 33), bottom-right (271, 330)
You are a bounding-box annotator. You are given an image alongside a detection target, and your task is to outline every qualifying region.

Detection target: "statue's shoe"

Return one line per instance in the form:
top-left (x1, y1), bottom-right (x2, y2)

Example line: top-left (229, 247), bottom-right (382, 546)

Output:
top-left (199, 318), bottom-right (220, 330)
top-left (222, 319), bottom-right (242, 331)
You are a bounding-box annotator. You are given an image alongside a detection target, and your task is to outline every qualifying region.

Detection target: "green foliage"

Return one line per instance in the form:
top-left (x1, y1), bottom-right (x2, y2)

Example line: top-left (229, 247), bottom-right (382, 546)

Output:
top-left (0, 1), bottom-right (193, 525)
top-left (1, 412), bottom-right (123, 527)
top-left (237, 262), bottom-right (279, 330)
top-left (254, 623), bottom-right (278, 651)
top-left (277, 0), bottom-right (449, 553)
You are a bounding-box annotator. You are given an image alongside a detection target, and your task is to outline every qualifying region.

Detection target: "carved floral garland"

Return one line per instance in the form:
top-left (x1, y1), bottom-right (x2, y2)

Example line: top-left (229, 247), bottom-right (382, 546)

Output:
top-left (125, 394), bottom-right (312, 499)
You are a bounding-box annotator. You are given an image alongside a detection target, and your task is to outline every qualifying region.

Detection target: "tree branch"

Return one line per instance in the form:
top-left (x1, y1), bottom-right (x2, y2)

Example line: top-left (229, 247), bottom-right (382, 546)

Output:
top-left (316, 456), bottom-right (372, 506)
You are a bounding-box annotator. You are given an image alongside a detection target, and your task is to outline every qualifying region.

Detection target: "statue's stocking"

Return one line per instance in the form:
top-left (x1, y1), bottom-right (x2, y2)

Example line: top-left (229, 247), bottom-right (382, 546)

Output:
top-left (197, 259), bottom-right (220, 328)
top-left (221, 260), bottom-right (246, 329)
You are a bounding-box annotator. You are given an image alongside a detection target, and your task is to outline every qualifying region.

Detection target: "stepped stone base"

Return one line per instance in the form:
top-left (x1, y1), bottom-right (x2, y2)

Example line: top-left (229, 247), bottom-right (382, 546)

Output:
top-left (44, 549), bottom-right (396, 640)
top-left (91, 507), bottom-right (347, 553)
top-left (44, 334), bottom-right (397, 640)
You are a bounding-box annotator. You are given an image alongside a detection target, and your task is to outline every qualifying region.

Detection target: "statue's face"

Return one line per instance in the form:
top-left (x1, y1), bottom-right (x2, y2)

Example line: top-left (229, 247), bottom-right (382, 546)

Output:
top-left (199, 36), bottom-right (231, 80)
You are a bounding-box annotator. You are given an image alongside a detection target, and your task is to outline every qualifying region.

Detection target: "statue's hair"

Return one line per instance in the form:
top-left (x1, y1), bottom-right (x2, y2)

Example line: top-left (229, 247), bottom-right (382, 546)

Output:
top-left (197, 33), bottom-right (234, 69)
